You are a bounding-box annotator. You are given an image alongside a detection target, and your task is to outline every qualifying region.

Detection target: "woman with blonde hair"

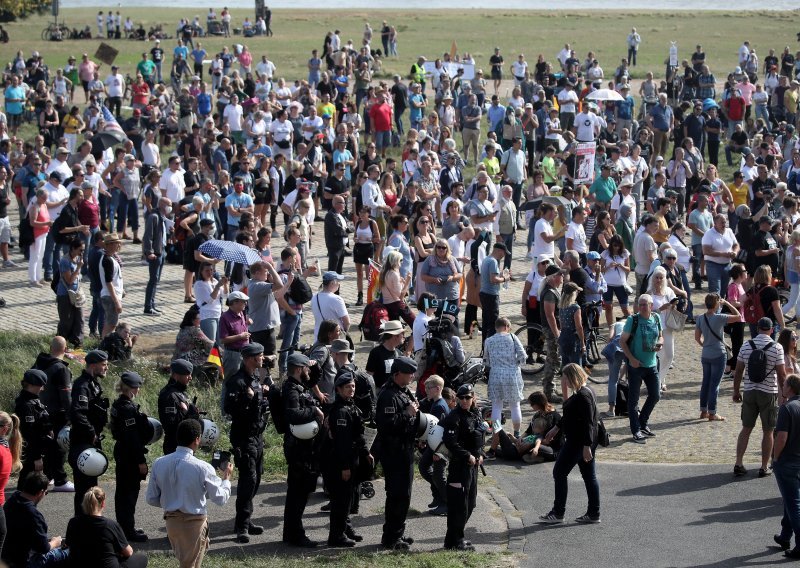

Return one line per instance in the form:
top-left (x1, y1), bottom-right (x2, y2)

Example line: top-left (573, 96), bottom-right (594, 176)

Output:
top-left (749, 264), bottom-right (784, 337)
top-left (647, 265), bottom-right (682, 391)
top-left (379, 250), bottom-right (415, 325)
top-left (420, 238), bottom-right (462, 323)
top-left (539, 363), bottom-right (601, 525)
top-left (558, 282), bottom-right (585, 365)
top-left (0, 411), bottom-right (22, 555)
top-left (66, 486), bottom-right (149, 567)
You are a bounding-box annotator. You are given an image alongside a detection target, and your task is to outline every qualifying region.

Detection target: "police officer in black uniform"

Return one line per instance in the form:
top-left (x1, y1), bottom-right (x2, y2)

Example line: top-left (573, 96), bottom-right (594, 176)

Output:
top-left (224, 342), bottom-right (270, 543)
top-left (282, 351), bottom-right (323, 548)
top-left (327, 371), bottom-right (372, 547)
top-left (33, 336), bottom-right (73, 491)
top-left (375, 356), bottom-right (419, 551)
top-left (442, 383), bottom-right (484, 552)
top-left (157, 359), bottom-right (199, 455)
top-left (109, 371), bottom-right (150, 542)
top-left (14, 369), bottom-right (53, 487)
top-left (69, 349), bottom-right (110, 516)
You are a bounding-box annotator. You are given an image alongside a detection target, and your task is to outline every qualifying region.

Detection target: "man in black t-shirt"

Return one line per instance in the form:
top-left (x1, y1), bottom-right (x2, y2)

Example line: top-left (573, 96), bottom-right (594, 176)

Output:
top-left (754, 216), bottom-right (781, 274)
top-left (489, 48), bottom-right (504, 94)
top-left (365, 324), bottom-right (405, 390)
top-left (150, 41), bottom-right (164, 83)
top-left (725, 123), bottom-right (751, 166)
top-left (324, 163), bottom-right (349, 211)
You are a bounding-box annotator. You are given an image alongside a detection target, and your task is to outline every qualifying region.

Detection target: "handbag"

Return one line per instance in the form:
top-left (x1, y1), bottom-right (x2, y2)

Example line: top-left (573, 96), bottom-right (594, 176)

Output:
top-left (67, 288), bottom-right (86, 308)
top-left (664, 306), bottom-right (687, 331)
top-left (587, 388), bottom-right (609, 448)
top-left (699, 314), bottom-right (733, 358)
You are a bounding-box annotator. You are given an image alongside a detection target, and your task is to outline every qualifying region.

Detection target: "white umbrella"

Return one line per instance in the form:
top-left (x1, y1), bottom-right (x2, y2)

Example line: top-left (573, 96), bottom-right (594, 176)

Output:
top-left (585, 89), bottom-right (624, 102)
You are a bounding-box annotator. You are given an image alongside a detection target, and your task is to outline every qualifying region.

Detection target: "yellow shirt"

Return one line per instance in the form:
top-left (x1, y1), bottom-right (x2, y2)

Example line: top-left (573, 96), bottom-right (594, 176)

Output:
top-left (654, 212), bottom-right (669, 243)
top-left (316, 102), bottom-right (336, 124)
top-left (786, 89), bottom-right (799, 114)
top-left (730, 181), bottom-right (749, 208)
top-left (62, 114), bottom-right (81, 135)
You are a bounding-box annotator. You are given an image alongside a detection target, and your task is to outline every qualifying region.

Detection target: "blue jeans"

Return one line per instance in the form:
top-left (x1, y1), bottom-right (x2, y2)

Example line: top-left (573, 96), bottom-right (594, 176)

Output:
top-left (116, 194), bottom-right (139, 233)
top-left (606, 350), bottom-right (625, 406)
top-left (43, 233), bottom-right (64, 279)
top-left (705, 261), bottom-right (730, 296)
top-left (627, 364), bottom-right (661, 435)
top-left (144, 252), bottom-right (165, 311)
top-left (551, 439), bottom-right (600, 518)
top-left (154, 60), bottom-right (163, 83)
top-left (559, 335), bottom-right (583, 366)
top-left (89, 290), bottom-right (105, 335)
top-left (108, 188), bottom-right (121, 229)
top-left (680, 268), bottom-right (694, 319)
top-left (279, 310), bottom-right (302, 373)
top-left (700, 355), bottom-right (726, 414)
top-left (394, 111), bottom-right (404, 136)
top-left (200, 317), bottom-right (219, 342)
top-left (28, 547), bottom-right (69, 567)
top-left (775, 460), bottom-right (800, 543)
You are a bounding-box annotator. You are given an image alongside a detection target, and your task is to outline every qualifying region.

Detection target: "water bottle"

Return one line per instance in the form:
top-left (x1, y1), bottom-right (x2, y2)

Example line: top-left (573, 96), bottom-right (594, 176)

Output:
top-left (502, 268), bottom-right (510, 290)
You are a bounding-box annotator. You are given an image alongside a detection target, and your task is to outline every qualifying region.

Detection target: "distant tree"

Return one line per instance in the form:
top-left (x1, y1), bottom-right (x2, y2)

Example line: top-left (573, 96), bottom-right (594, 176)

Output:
top-left (0, 0), bottom-right (53, 22)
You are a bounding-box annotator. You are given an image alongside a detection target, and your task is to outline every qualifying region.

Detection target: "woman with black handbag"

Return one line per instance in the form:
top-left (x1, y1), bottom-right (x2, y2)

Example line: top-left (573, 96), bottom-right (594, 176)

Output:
top-left (539, 363), bottom-right (601, 525)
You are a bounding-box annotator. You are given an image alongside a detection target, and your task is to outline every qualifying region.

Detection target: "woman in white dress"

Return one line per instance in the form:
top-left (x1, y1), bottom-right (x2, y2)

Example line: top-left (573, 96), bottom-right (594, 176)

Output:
top-left (484, 317), bottom-right (527, 437)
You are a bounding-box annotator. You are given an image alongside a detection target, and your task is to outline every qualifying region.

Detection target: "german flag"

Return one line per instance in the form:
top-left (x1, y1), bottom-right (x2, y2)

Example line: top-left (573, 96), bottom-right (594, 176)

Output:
top-left (367, 259), bottom-right (381, 303)
top-left (207, 343), bottom-right (223, 378)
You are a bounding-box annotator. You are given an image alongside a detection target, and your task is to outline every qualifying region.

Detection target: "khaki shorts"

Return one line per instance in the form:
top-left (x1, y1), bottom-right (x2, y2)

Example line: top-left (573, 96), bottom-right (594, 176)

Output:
top-left (100, 295), bottom-right (120, 328)
top-left (741, 389), bottom-right (778, 431)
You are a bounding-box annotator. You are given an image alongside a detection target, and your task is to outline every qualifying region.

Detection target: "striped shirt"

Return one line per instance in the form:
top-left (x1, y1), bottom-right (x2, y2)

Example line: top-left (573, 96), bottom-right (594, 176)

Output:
top-left (737, 334), bottom-right (785, 394)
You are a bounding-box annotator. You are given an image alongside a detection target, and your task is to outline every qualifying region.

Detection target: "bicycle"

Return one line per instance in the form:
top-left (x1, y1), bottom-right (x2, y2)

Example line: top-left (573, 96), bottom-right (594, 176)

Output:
top-left (41, 22), bottom-right (72, 41)
top-left (582, 301), bottom-right (609, 384)
top-left (514, 322), bottom-right (547, 375)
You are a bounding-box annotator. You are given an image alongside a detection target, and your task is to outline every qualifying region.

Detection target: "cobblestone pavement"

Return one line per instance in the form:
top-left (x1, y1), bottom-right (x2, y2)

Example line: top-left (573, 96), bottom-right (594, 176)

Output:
top-left (0, 206), bottom-right (762, 466)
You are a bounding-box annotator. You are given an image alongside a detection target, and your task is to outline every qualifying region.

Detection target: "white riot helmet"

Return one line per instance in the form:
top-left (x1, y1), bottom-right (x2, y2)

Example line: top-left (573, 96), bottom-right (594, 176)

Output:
top-left (76, 448), bottom-right (109, 477)
top-left (200, 419), bottom-right (220, 449)
top-left (147, 417), bottom-right (164, 445)
top-left (57, 425), bottom-right (71, 452)
top-left (417, 413), bottom-right (438, 439)
top-left (290, 421), bottom-right (320, 440)
top-left (426, 424), bottom-right (451, 458)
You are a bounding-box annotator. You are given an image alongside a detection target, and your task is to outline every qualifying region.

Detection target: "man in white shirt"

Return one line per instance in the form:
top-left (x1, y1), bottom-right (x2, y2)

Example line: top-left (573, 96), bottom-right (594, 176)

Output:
top-left (361, 164), bottom-right (390, 218)
top-left (557, 44), bottom-right (571, 71)
top-left (223, 95), bottom-right (244, 140)
top-left (255, 55), bottom-right (276, 80)
top-left (301, 106), bottom-right (323, 142)
top-left (104, 65), bottom-right (126, 118)
top-left (531, 202), bottom-right (564, 266)
top-left (146, 419), bottom-right (232, 568)
top-left (45, 147), bottom-right (73, 181)
top-left (557, 82), bottom-right (579, 132)
top-left (311, 272), bottom-right (350, 339)
top-left (160, 156), bottom-right (187, 207)
top-left (572, 103), bottom-right (605, 143)
top-left (610, 181), bottom-right (637, 227)
top-left (565, 206), bottom-right (587, 258)
top-left (511, 54), bottom-right (528, 85)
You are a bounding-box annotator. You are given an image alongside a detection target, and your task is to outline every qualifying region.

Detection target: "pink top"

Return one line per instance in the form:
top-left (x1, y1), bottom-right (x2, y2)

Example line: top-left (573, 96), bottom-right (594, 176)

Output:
top-left (31, 202), bottom-right (50, 239)
top-left (0, 443), bottom-right (11, 505)
top-left (727, 281), bottom-right (745, 323)
top-left (239, 51), bottom-right (252, 68)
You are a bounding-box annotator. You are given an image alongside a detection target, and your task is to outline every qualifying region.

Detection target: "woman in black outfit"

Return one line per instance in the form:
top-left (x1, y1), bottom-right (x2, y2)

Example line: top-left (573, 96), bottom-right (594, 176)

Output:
top-left (539, 363), bottom-right (601, 524)
top-left (442, 383), bottom-right (485, 552)
top-left (65, 486), bottom-right (148, 567)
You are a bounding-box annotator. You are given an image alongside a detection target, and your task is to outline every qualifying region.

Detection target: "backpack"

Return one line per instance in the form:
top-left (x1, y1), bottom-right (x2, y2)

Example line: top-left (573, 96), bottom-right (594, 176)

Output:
top-left (267, 384), bottom-right (287, 434)
top-left (286, 272), bottom-right (313, 305)
top-left (742, 286), bottom-right (766, 325)
top-left (746, 339), bottom-right (775, 384)
top-left (339, 363), bottom-right (377, 423)
top-left (359, 301), bottom-right (389, 341)
top-left (51, 209), bottom-right (72, 245)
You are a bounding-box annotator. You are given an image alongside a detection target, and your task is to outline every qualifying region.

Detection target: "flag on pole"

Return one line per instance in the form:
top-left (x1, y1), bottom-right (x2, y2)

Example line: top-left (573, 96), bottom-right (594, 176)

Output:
top-left (367, 259), bottom-right (381, 303)
top-left (101, 105), bottom-right (124, 135)
top-left (207, 343), bottom-right (224, 378)
top-left (450, 40), bottom-right (458, 59)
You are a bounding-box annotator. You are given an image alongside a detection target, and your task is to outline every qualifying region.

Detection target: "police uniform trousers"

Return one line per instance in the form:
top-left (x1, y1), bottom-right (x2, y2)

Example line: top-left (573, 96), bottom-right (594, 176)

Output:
top-left (233, 439), bottom-right (264, 532)
top-left (114, 445), bottom-right (142, 536)
top-left (327, 465), bottom-right (355, 542)
top-left (47, 416), bottom-right (69, 486)
top-left (283, 460), bottom-right (318, 542)
top-left (68, 443), bottom-right (99, 516)
top-left (445, 464), bottom-right (478, 548)
top-left (380, 444), bottom-right (414, 544)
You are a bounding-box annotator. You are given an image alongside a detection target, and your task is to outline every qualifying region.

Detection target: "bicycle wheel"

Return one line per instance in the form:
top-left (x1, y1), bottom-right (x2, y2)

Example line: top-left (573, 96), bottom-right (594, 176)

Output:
top-left (41, 27), bottom-right (51, 41)
top-left (515, 323), bottom-right (546, 375)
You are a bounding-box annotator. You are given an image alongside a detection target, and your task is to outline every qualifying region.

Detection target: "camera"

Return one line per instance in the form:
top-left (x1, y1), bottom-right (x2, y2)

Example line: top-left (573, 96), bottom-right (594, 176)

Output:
top-left (211, 449), bottom-right (231, 471)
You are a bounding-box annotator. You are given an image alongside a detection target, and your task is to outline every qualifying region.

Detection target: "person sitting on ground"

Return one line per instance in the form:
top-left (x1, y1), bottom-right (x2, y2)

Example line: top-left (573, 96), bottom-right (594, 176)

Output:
top-left (65, 486), bottom-right (148, 568)
top-left (99, 322), bottom-right (137, 361)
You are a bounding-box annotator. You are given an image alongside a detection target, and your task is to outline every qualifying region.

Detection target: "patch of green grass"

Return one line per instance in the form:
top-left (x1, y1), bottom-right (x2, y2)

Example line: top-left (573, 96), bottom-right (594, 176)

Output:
top-left (0, 332), bottom-right (286, 479)
top-left (145, 550), bottom-right (511, 568)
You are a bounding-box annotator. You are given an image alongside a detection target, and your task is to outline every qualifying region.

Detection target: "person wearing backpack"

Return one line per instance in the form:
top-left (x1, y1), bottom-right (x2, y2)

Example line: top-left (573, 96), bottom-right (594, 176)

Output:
top-left (619, 293), bottom-right (664, 445)
top-left (744, 265), bottom-right (785, 338)
top-left (733, 316), bottom-right (787, 478)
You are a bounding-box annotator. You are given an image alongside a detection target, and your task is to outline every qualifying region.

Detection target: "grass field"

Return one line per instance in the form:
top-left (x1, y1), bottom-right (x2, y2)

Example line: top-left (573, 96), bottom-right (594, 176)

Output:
top-left (0, 8), bottom-right (798, 83)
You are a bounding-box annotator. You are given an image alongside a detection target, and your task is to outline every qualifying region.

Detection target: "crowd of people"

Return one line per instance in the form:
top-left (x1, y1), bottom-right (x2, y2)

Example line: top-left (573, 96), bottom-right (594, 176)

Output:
top-left (6, 18), bottom-right (800, 564)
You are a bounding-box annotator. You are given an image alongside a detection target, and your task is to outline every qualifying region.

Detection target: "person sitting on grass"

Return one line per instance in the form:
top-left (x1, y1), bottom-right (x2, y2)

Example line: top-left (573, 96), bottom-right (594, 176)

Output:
top-left (99, 321), bottom-right (137, 361)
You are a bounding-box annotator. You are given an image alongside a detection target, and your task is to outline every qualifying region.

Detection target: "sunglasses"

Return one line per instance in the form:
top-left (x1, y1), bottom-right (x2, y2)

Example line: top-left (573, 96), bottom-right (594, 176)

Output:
top-left (458, 395), bottom-right (473, 400)
top-left (420, 220), bottom-right (430, 224)
top-left (435, 245), bottom-right (447, 250)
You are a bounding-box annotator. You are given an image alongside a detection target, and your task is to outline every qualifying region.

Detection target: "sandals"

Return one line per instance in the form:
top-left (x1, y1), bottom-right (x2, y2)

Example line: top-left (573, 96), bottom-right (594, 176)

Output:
top-left (708, 414), bottom-right (726, 421)
top-left (699, 411), bottom-right (709, 419)
top-left (184, 296), bottom-right (196, 303)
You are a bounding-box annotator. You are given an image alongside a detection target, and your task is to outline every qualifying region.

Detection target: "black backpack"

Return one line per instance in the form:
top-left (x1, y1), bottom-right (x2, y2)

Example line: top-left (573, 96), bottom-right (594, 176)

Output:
top-left (746, 340), bottom-right (775, 384)
top-left (285, 272), bottom-right (313, 305)
top-left (267, 383), bottom-right (287, 434)
top-left (51, 210), bottom-right (72, 245)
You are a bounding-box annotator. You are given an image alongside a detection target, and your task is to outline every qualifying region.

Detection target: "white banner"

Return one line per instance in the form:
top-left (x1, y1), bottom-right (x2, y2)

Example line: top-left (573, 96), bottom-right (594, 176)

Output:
top-left (422, 61), bottom-right (475, 81)
top-left (574, 142), bottom-right (596, 184)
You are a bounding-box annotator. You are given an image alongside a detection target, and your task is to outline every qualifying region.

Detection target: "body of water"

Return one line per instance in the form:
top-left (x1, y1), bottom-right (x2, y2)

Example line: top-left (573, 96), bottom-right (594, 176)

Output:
top-left (62, 0), bottom-right (799, 10)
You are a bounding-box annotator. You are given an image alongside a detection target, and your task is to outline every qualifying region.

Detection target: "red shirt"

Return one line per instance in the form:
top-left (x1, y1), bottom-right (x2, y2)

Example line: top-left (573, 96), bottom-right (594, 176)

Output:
top-left (726, 96), bottom-right (746, 121)
top-left (369, 102), bottom-right (393, 132)
top-left (78, 198), bottom-right (100, 229)
top-left (131, 82), bottom-right (150, 107)
top-left (0, 443), bottom-right (11, 505)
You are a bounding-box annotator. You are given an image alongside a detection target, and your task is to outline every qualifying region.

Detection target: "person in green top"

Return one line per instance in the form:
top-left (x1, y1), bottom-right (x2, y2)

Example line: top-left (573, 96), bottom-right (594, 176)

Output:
top-left (137, 52), bottom-right (156, 88)
top-left (620, 293), bottom-right (663, 444)
top-left (589, 163), bottom-right (618, 204)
